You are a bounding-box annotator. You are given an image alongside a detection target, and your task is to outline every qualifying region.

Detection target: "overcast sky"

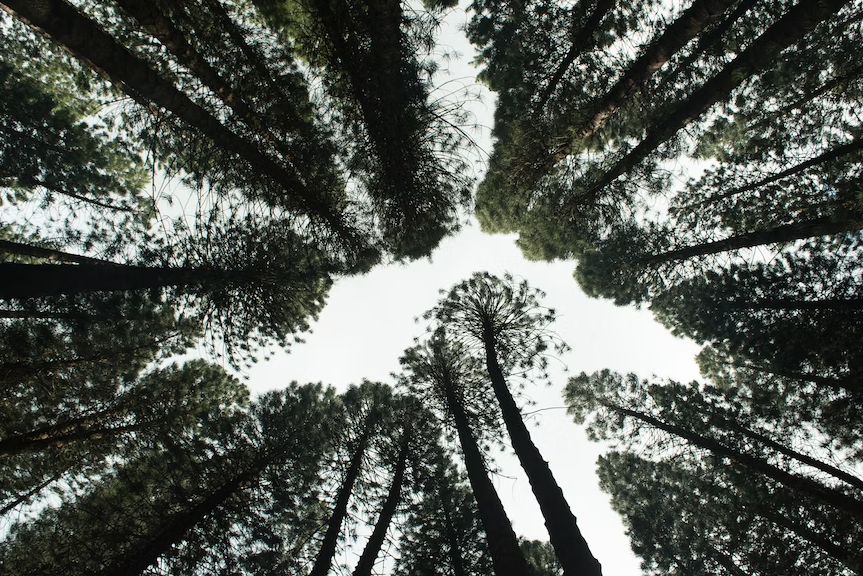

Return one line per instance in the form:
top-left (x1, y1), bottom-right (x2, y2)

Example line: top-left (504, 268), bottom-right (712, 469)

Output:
top-left (239, 6), bottom-right (704, 575)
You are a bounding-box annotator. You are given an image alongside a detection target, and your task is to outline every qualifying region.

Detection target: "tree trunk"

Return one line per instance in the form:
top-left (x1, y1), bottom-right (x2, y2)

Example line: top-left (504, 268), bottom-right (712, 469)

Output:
top-left (441, 371), bottom-right (531, 576)
top-left (578, 0), bottom-right (853, 203)
top-left (604, 399), bottom-right (863, 520)
top-left (0, 262), bottom-right (202, 300)
top-left (114, 0), bottom-right (290, 158)
top-left (554, 0), bottom-right (738, 156)
top-left (0, 473), bottom-right (62, 516)
top-left (0, 0), bottom-right (355, 244)
top-left (308, 421), bottom-right (374, 576)
top-left (439, 478), bottom-right (468, 576)
top-left (705, 409), bottom-right (863, 491)
top-left (720, 298), bottom-right (863, 311)
top-left (0, 309), bottom-right (92, 320)
top-left (482, 326), bottom-right (602, 576)
top-left (0, 239), bottom-right (121, 266)
top-left (0, 406), bottom-right (133, 456)
top-left (696, 137), bottom-right (863, 206)
top-left (103, 458), bottom-right (265, 576)
top-left (754, 504), bottom-right (863, 573)
top-left (636, 214), bottom-right (862, 265)
top-left (535, 0), bottom-right (617, 111)
top-left (351, 420), bottom-right (412, 576)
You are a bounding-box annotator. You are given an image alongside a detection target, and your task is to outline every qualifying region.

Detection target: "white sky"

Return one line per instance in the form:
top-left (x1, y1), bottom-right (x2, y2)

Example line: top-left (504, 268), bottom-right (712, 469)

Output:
top-left (238, 5), bottom-right (704, 575)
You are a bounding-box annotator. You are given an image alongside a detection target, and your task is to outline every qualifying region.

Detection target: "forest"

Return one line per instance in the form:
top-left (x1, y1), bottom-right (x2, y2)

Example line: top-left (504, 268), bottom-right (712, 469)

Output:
top-left (0, 0), bottom-right (860, 575)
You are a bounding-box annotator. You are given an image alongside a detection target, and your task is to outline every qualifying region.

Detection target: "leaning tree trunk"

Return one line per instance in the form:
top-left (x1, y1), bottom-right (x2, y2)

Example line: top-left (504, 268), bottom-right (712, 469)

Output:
top-left (0, 262), bottom-right (203, 300)
top-left (351, 419), bottom-right (412, 576)
top-left (438, 476), bottom-right (468, 576)
top-left (559, 0), bottom-right (739, 151)
top-left (575, 0), bottom-right (853, 205)
top-left (441, 371), bottom-right (531, 576)
top-left (635, 214), bottom-right (863, 266)
top-left (0, 405), bottom-right (133, 456)
top-left (603, 399), bottom-right (863, 520)
top-left (0, 0), bottom-right (355, 243)
top-left (102, 457), bottom-right (266, 576)
top-left (308, 420), bottom-right (375, 576)
top-left (0, 239), bottom-right (120, 266)
top-left (482, 326), bottom-right (602, 576)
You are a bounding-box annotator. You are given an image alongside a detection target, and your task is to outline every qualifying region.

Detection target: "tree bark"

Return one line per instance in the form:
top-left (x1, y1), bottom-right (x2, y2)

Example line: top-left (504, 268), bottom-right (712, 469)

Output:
top-left (535, 0), bottom-right (617, 111)
top-left (554, 0), bottom-right (738, 156)
top-left (351, 420), bottom-right (412, 576)
top-left (441, 371), bottom-right (531, 576)
top-left (0, 473), bottom-right (62, 516)
top-left (0, 262), bottom-right (204, 300)
top-left (0, 239), bottom-right (122, 266)
top-left (704, 409), bottom-right (863, 491)
top-left (577, 0), bottom-right (852, 204)
top-left (719, 298), bottom-right (863, 311)
top-left (603, 399), bottom-right (863, 520)
top-left (754, 504), bottom-right (863, 572)
top-left (439, 478), bottom-right (468, 576)
top-left (482, 326), bottom-right (602, 576)
top-left (0, 0), bottom-right (356, 244)
top-left (0, 406), bottom-right (133, 456)
top-left (696, 137), bottom-right (863, 206)
top-left (102, 458), bottom-right (265, 576)
top-left (308, 421), bottom-right (374, 576)
top-left (636, 214), bottom-right (862, 265)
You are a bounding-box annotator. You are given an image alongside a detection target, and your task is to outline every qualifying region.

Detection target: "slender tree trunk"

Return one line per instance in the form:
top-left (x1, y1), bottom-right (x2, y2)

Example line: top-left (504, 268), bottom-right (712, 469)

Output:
top-left (754, 504), bottom-right (863, 572)
top-left (102, 458), bottom-right (265, 576)
top-left (0, 406), bottom-right (131, 456)
top-left (0, 0), bottom-right (356, 244)
top-left (554, 0), bottom-right (738, 156)
top-left (441, 372), bottom-right (531, 576)
top-left (696, 137), bottom-right (863, 206)
top-left (114, 0), bottom-right (292, 159)
top-left (308, 423), bottom-right (374, 576)
top-left (535, 0), bottom-right (617, 111)
top-left (0, 309), bottom-right (92, 320)
top-left (482, 326), bottom-right (602, 576)
top-left (578, 0), bottom-right (852, 203)
top-left (705, 543), bottom-right (748, 576)
top-left (0, 262), bottom-right (203, 300)
top-left (16, 174), bottom-right (139, 213)
top-left (720, 298), bottom-right (863, 311)
top-left (0, 472), bottom-right (62, 516)
top-left (603, 399), bottom-right (863, 519)
top-left (439, 478), bottom-right (468, 576)
top-left (0, 239), bottom-right (121, 266)
top-left (636, 214), bottom-right (862, 265)
top-left (0, 423), bottom-right (145, 456)
top-left (351, 420), bottom-right (412, 576)
top-left (705, 410), bottom-right (863, 491)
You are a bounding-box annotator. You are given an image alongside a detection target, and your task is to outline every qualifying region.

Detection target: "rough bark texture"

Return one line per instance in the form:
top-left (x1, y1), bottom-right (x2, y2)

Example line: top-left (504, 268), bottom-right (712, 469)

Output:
top-left (441, 372), bottom-right (531, 576)
top-left (482, 328), bottom-right (601, 576)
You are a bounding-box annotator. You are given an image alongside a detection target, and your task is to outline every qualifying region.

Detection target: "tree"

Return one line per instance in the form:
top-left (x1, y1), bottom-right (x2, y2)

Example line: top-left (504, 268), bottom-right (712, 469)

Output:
top-left (1, 216), bottom-right (331, 369)
top-left (566, 370), bottom-right (863, 520)
top-left (0, 383), bottom-right (340, 576)
top-left (400, 331), bottom-right (532, 576)
top-left (427, 272), bottom-right (601, 576)
top-left (394, 445), bottom-right (494, 576)
top-left (598, 451), bottom-right (863, 575)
